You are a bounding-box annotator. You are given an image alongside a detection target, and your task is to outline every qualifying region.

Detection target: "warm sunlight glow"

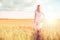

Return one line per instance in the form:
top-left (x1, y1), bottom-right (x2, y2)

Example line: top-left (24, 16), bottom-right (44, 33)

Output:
top-left (45, 13), bottom-right (56, 23)
top-left (46, 16), bottom-right (55, 23)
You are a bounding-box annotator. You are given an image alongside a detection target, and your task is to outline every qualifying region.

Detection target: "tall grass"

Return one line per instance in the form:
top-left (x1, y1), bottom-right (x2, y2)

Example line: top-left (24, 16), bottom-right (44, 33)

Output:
top-left (0, 26), bottom-right (35, 40)
top-left (0, 19), bottom-right (60, 40)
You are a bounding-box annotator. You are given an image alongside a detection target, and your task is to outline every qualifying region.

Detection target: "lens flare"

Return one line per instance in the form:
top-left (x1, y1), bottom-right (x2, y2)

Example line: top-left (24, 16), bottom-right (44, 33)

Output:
top-left (45, 13), bottom-right (56, 23)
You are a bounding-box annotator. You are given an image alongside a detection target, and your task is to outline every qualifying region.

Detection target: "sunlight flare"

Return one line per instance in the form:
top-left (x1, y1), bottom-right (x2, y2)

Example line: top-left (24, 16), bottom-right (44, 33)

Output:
top-left (45, 13), bottom-right (56, 23)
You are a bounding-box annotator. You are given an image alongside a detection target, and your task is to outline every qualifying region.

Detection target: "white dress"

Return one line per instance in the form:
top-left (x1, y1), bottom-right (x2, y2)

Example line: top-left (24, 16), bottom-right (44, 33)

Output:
top-left (34, 11), bottom-right (44, 30)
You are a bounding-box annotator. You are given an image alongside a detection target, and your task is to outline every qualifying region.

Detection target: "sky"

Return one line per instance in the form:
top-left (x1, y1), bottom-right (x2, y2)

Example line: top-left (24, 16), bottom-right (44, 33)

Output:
top-left (0, 0), bottom-right (60, 19)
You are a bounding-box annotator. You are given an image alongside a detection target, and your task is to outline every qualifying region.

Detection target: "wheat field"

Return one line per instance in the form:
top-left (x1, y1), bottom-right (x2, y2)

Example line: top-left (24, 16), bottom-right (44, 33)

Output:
top-left (0, 19), bottom-right (60, 40)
